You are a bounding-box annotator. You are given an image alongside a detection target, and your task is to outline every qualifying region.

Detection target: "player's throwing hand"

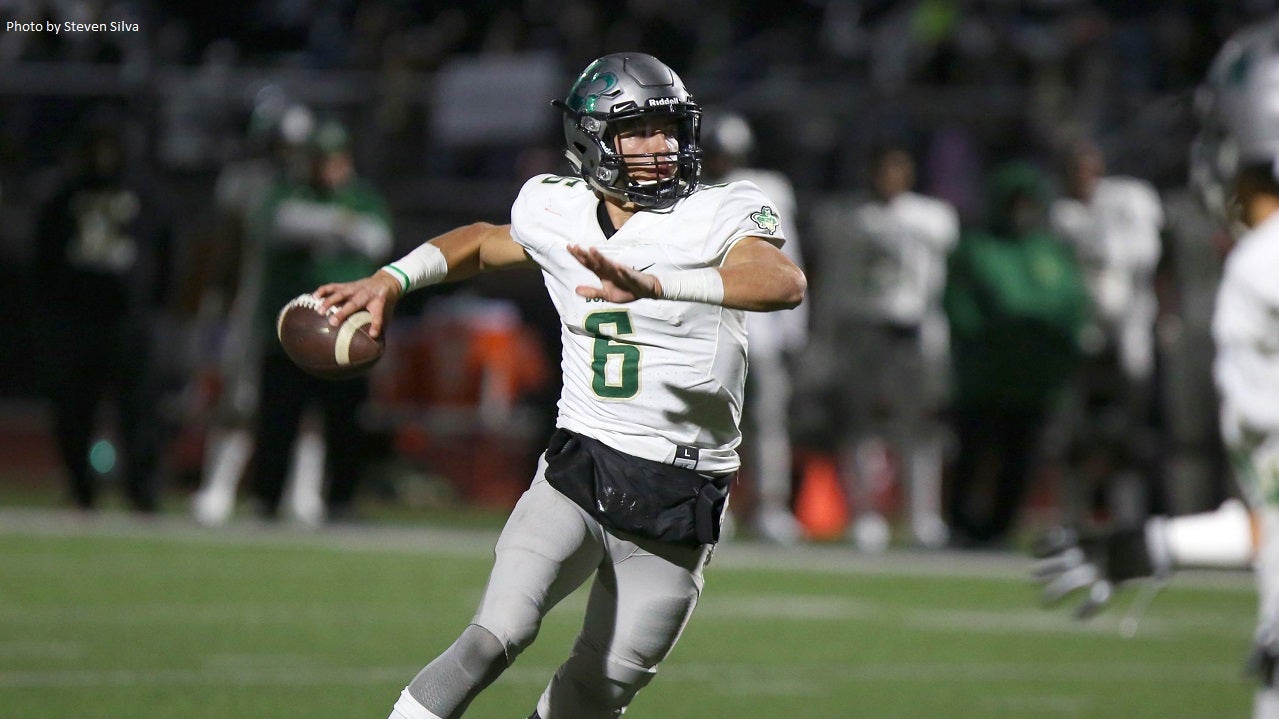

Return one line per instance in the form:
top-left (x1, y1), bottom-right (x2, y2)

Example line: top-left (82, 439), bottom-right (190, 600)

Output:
top-left (568, 244), bottom-right (662, 303)
top-left (314, 270), bottom-right (403, 338)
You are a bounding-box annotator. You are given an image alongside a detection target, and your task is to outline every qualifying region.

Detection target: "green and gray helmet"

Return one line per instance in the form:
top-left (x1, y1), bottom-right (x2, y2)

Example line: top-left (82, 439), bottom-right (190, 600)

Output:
top-left (553, 52), bottom-right (701, 209)
top-left (1191, 16), bottom-right (1279, 221)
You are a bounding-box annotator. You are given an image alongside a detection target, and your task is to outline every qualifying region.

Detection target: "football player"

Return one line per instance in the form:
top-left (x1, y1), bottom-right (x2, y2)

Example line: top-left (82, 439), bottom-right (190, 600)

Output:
top-left (252, 118), bottom-right (393, 523)
top-left (1033, 17), bottom-right (1279, 717)
top-left (191, 97), bottom-right (317, 525)
top-left (1049, 138), bottom-right (1165, 529)
top-left (806, 144), bottom-right (959, 550)
top-left (701, 109), bottom-right (810, 544)
top-left (315, 52), bottom-right (805, 719)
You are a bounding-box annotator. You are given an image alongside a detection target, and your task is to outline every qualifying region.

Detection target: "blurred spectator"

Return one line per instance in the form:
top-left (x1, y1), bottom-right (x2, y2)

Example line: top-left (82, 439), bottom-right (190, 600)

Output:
top-left (701, 109), bottom-right (809, 544)
top-left (157, 39), bottom-right (241, 172)
top-left (804, 144), bottom-right (959, 551)
top-left (1049, 138), bottom-right (1165, 528)
top-left (943, 160), bottom-right (1088, 547)
top-left (33, 117), bottom-right (174, 513)
top-left (188, 95), bottom-right (316, 525)
top-left (249, 118), bottom-right (392, 522)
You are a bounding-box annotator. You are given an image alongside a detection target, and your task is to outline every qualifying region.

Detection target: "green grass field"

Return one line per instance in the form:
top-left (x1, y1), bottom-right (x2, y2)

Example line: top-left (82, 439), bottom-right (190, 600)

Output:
top-left (0, 509), bottom-right (1257, 719)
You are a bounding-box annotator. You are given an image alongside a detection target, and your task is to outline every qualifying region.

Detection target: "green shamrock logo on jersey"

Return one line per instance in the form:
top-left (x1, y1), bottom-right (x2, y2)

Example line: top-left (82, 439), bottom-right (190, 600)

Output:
top-left (750, 206), bottom-right (780, 235)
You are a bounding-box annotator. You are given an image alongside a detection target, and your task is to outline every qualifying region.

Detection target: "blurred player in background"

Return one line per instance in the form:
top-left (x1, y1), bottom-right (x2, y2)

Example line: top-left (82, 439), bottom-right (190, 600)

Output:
top-left (34, 117), bottom-right (174, 514)
top-left (315, 52), bottom-right (805, 719)
top-left (944, 161), bottom-right (1089, 548)
top-left (1035, 18), bottom-right (1279, 717)
top-left (250, 118), bottom-right (393, 522)
top-left (701, 109), bottom-right (809, 544)
top-left (1050, 138), bottom-right (1165, 529)
top-left (189, 94), bottom-right (316, 525)
top-left (807, 144), bottom-right (958, 551)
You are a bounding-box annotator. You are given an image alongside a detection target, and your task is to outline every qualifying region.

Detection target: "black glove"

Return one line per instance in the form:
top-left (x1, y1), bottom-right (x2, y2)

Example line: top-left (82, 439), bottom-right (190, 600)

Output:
top-left (1031, 523), bottom-right (1170, 619)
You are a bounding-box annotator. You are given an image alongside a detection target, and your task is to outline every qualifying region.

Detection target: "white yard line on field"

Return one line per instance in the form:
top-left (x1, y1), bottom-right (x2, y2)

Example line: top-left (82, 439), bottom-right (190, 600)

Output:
top-left (0, 600), bottom-right (478, 627)
top-left (693, 593), bottom-right (1251, 641)
top-left (0, 665), bottom-right (415, 689)
top-left (0, 660), bottom-right (1242, 693)
top-left (0, 507), bottom-right (1254, 590)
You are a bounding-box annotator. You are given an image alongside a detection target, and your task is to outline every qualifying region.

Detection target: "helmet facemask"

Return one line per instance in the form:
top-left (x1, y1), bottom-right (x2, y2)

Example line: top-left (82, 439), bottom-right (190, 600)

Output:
top-left (600, 108), bottom-right (700, 208)
top-left (1190, 105), bottom-right (1245, 231)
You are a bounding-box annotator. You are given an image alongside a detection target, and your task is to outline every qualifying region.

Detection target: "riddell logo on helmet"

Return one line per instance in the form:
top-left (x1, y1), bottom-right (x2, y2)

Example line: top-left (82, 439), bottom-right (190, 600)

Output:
top-left (647, 97), bottom-right (679, 106)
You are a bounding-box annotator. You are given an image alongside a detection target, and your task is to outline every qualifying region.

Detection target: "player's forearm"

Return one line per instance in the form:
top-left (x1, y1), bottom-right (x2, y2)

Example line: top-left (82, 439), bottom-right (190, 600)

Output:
top-left (1148, 499), bottom-right (1257, 570)
top-left (648, 261), bottom-right (805, 311)
top-left (382, 222), bottom-right (521, 292)
top-left (716, 261), bottom-right (807, 311)
top-left (272, 200), bottom-right (391, 260)
top-left (272, 200), bottom-right (345, 245)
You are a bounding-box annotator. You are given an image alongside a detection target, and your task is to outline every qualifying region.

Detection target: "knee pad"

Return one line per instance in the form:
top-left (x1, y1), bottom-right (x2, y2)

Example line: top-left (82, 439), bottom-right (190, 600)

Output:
top-left (537, 644), bottom-right (657, 719)
top-left (408, 624), bottom-right (510, 719)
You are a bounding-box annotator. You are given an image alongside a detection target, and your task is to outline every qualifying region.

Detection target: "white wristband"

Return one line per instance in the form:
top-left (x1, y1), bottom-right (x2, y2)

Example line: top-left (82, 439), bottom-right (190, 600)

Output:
top-left (383, 242), bottom-right (448, 292)
top-left (1153, 498), bottom-right (1254, 569)
top-left (653, 268), bottom-right (724, 304)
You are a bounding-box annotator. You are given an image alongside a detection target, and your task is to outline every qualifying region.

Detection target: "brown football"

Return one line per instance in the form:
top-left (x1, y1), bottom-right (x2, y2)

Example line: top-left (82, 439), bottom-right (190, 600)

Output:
top-left (277, 294), bottom-right (385, 380)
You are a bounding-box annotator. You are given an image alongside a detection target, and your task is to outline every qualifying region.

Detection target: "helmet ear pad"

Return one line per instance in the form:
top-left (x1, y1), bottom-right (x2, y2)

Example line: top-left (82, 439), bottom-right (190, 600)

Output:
top-left (559, 109), bottom-right (624, 189)
top-left (576, 115), bottom-right (621, 182)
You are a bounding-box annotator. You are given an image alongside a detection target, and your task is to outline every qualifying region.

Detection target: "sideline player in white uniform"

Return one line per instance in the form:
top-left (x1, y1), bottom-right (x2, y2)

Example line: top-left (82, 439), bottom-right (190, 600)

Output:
top-left (315, 52), bottom-right (806, 719)
top-left (1050, 139), bottom-right (1165, 527)
top-left (807, 145), bottom-right (958, 550)
top-left (1033, 18), bottom-right (1279, 718)
top-left (701, 109), bottom-right (810, 544)
top-left (192, 100), bottom-right (318, 525)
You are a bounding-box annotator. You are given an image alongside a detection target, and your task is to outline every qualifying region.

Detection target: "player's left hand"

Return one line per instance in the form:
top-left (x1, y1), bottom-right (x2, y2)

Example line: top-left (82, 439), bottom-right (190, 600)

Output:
top-left (569, 244), bottom-right (661, 303)
top-left (1031, 524), bottom-right (1168, 619)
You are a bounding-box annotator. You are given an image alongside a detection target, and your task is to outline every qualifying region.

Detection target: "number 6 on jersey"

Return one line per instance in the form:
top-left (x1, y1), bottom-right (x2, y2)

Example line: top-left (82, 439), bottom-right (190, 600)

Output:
top-left (585, 310), bottom-right (640, 399)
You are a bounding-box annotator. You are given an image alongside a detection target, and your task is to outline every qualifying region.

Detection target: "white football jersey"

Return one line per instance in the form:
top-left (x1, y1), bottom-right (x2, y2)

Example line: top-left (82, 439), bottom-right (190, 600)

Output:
top-left (1213, 211), bottom-right (1279, 436)
top-left (511, 174), bottom-right (787, 474)
top-left (1051, 175), bottom-right (1164, 379)
top-left (812, 190), bottom-right (958, 326)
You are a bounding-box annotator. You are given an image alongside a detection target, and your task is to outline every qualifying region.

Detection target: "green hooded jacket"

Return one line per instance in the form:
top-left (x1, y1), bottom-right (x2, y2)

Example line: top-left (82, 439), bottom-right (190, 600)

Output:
top-left (943, 162), bottom-right (1089, 409)
top-left (255, 175), bottom-right (392, 349)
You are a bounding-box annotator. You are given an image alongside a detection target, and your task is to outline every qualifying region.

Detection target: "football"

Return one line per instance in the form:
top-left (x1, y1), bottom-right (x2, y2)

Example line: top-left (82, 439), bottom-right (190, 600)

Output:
top-left (277, 293), bottom-right (385, 380)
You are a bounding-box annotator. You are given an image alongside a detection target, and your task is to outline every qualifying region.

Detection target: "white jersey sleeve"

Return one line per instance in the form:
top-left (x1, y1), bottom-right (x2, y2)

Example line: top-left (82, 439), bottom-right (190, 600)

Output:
top-left (509, 175), bottom-right (786, 474)
top-left (720, 168), bottom-right (808, 356)
top-left (702, 178), bottom-right (787, 259)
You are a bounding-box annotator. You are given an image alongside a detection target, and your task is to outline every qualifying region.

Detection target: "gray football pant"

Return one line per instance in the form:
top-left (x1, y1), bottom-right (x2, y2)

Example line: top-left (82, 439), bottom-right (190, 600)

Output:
top-left (408, 454), bottom-right (712, 719)
top-left (745, 349), bottom-right (794, 514)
